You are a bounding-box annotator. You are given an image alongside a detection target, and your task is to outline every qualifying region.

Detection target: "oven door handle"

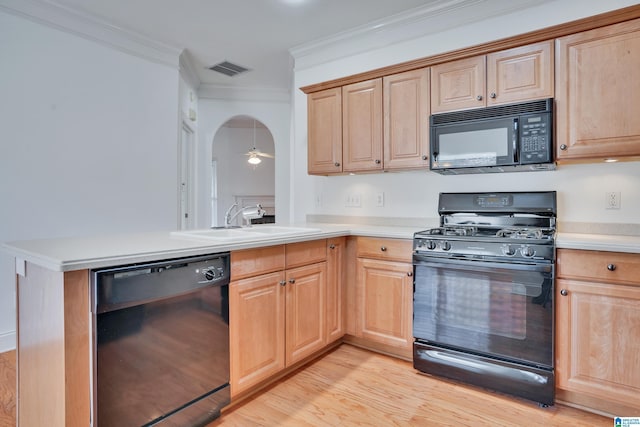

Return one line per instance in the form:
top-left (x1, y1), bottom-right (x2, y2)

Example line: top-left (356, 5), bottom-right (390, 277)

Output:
top-left (413, 256), bottom-right (553, 273)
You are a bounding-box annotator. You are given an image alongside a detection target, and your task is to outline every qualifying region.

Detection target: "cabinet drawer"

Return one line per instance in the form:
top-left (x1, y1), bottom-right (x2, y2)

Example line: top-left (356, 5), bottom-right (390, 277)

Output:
top-left (557, 249), bottom-right (640, 286)
top-left (231, 245), bottom-right (285, 281)
top-left (286, 239), bottom-right (327, 269)
top-left (356, 237), bottom-right (412, 263)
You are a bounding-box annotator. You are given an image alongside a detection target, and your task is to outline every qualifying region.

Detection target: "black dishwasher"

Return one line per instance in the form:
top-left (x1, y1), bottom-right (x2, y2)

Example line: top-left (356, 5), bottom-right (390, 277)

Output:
top-left (91, 253), bottom-right (230, 426)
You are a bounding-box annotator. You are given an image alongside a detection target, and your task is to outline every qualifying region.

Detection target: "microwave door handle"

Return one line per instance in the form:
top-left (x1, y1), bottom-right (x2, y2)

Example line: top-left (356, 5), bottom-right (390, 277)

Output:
top-left (513, 118), bottom-right (519, 163)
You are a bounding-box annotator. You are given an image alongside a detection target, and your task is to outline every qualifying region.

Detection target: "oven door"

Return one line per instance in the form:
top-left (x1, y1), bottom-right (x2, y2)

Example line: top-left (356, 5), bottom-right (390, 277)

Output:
top-left (413, 255), bottom-right (553, 368)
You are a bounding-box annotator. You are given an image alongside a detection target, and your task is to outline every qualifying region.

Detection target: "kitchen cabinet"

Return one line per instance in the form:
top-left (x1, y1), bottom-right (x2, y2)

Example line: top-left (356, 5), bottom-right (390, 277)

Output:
top-left (555, 249), bottom-right (640, 416)
top-left (229, 240), bottom-right (328, 396)
top-left (342, 78), bottom-right (383, 172)
top-left (350, 237), bottom-right (414, 359)
top-left (308, 87), bottom-right (342, 174)
top-left (326, 237), bottom-right (346, 343)
top-left (308, 71), bottom-right (430, 175)
top-left (555, 18), bottom-right (640, 161)
top-left (383, 68), bottom-right (430, 170)
top-left (431, 40), bottom-right (554, 113)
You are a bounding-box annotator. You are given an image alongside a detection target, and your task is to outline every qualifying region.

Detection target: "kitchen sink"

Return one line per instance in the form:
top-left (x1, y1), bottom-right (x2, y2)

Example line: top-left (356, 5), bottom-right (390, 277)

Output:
top-left (171, 226), bottom-right (323, 241)
top-left (245, 226), bottom-right (322, 235)
top-left (171, 228), bottom-right (264, 241)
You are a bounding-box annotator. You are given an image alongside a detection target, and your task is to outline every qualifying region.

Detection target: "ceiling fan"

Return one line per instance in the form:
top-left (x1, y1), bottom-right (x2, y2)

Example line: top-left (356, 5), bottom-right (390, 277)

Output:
top-left (245, 119), bottom-right (274, 165)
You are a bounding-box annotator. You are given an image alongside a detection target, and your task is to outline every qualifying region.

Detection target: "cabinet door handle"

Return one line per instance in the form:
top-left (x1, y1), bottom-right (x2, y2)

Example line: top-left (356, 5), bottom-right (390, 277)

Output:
top-left (407, 271), bottom-right (413, 277)
top-left (607, 264), bottom-right (616, 271)
top-left (375, 159), bottom-right (381, 164)
top-left (329, 244), bottom-right (335, 249)
top-left (289, 278), bottom-right (296, 284)
top-left (560, 289), bottom-right (568, 296)
top-left (476, 95), bottom-right (483, 101)
top-left (334, 162), bottom-right (341, 167)
top-left (422, 155), bottom-right (428, 160)
top-left (380, 246), bottom-right (387, 252)
top-left (560, 144), bottom-right (567, 151)
top-left (279, 280), bottom-right (286, 286)
top-left (490, 92), bottom-right (497, 99)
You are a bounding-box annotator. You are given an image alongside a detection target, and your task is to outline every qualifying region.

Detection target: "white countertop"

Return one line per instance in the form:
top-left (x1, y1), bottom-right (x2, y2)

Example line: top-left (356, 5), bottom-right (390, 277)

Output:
top-left (3, 223), bottom-right (639, 272)
top-left (556, 232), bottom-right (640, 254)
top-left (1, 223), bottom-right (419, 272)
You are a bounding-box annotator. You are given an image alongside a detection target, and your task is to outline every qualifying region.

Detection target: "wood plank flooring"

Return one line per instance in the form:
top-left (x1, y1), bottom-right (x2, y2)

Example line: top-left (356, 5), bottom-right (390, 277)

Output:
top-left (0, 350), bottom-right (15, 427)
top-left (209, 345), bottom-right (609, 427)
top-left (0, 345), bottom-right (611, 426)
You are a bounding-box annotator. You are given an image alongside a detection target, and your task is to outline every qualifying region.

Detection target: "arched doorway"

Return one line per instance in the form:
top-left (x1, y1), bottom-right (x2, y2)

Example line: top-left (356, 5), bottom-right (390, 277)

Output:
top-left (210, 115), bottom-right (276, 227)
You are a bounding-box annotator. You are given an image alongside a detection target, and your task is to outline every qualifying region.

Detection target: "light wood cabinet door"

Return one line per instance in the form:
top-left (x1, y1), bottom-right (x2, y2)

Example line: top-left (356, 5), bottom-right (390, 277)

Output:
top-left (229, 271), bottom-right (285, 397)
top-left (487, 40), bottom-right (554, 106)
top-left (555, 278), bottom-right (640, 414)
top-left (285, 262), bottom-right (327, 366)
top-left (556, 18), bottom-right (640, 161)
top-left (308, 87), bottom-right (342, 174)
top-left (356, 258), bottom-right (413, 352)
top-left (383, 68), bottom-right (430, 170)
top-left (342, 78), bottom-right (383, 172)
top-left (326, 237), bottom-right (346, 343)
top-left (431, 56), bottom-right (486, 113)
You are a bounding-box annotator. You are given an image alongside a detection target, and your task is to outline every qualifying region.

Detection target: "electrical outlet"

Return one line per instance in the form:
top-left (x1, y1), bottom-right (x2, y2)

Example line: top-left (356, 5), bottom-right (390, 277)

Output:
top-left (376, 192), bottom-right (385, 207)
top-left (345, 193), bottom-right (362, 207)
top-left (605, 191), bottom-right (621, 209)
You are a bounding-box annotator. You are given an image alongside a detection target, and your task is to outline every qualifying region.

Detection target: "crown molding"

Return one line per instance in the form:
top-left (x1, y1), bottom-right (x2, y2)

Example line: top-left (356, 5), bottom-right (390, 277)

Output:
top-left (289, 0), bottom-right (550, 70)
top-left (179, 50), bottom-right (201, 89)
top-left (0, 0), bottom-right (181, 68)
top-left (198, 84), bottom-right (290, 103)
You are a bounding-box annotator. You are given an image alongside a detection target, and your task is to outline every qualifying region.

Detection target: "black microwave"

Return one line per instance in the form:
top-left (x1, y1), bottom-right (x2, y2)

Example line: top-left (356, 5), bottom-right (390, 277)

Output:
top-left (430, 98), bottom-right (554, 174)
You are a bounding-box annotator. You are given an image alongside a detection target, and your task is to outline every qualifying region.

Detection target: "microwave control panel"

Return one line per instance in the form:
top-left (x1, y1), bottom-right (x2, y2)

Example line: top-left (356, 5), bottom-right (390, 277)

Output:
top-left (519, 113), bottom-right (552, 164)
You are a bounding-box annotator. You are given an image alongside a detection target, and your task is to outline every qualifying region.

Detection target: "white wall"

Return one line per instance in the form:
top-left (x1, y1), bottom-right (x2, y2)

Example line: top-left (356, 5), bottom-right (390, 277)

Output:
top-left (195, 99), bottom-right (291, 228)
top-left (212, 124), bottom-right (276, 227)
top-left (292, 0), bottom-right (640, 226)
top-left (0, 11), bottom-right (181, 351)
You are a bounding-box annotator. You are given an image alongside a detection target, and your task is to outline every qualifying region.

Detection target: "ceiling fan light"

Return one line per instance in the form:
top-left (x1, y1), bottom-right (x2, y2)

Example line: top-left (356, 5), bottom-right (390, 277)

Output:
top-left (248, 154), bottom-right (261, 165)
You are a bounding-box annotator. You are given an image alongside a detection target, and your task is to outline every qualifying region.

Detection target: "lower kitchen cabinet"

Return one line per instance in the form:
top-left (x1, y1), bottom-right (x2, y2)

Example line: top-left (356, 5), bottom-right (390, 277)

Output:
top-left (326, 237), bottom-right (346, 344)
top-left (555, 249), bottom-right (640, 415)
top-left (348, 237), bottom-right (414, 359)
top-left (229, 240), bottom-right (331, 397)
top-left (229, 271), bottom-right (285, 395)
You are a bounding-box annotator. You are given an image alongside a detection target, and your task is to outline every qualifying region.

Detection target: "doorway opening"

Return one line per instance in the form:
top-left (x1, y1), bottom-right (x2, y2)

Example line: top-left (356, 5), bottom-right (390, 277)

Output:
top-left (211, 116), bottom-right (275, 228)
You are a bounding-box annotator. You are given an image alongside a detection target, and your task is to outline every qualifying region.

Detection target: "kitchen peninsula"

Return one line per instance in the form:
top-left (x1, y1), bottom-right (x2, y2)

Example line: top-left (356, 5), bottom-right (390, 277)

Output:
top-left (4, 223), bottom-right (640, 425)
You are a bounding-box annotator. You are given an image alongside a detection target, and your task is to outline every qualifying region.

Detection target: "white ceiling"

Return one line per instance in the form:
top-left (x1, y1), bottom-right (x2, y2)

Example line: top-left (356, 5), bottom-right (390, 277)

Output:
top-left (44, 0), bottom-right (443, 90)
top-left (11, 0), bottom-right (554, 92)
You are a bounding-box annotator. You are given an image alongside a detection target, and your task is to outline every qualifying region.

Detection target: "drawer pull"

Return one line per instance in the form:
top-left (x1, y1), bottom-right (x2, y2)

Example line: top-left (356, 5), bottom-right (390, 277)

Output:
top-left (289, 278), bottom-right (296, 284)
top-left (329, 244), bottom-right (335, 249)
top-left (380, 246), bottom-right (387, 252)
top-left (560, 289), bottom-right (568, 296)
top-left (607, 264), bottom-right (616, 271)
top-left (407, 271), bottom-right (413, 277)
top-left (279, 280), bottom-right (286, 286)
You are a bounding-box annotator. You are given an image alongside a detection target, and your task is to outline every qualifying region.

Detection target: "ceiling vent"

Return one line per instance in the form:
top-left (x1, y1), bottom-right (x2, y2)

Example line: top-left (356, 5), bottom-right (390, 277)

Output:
top-left (207, 61), bottom-right (250, 77)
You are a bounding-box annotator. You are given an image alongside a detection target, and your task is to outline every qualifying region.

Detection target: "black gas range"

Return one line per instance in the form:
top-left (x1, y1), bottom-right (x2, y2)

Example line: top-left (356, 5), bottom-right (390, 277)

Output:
top-left (412, 191), bottom-right (557, 406)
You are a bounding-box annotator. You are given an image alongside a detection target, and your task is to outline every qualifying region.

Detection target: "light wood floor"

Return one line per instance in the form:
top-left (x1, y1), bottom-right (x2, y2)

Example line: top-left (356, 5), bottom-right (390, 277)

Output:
top-left (209, 345), bottom-right (609, 427)
top-left (1, 345), bottom-right (610, 426)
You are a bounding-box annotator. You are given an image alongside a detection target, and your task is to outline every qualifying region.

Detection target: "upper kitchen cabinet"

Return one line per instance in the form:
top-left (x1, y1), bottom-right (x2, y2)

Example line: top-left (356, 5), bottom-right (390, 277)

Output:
top-left (308, 87), bottom-right (343, 174)
top-left (383, 68), bottom-right (430, 170)
top-left (342, 78), bottom-right (383, 172)
top-left (555, 18), bottom-right (640, 161)
top-left (431, 41), bottom-right (554, 113)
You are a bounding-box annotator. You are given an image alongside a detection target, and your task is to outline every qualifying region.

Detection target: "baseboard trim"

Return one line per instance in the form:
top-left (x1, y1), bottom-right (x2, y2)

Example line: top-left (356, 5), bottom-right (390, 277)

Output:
top-left (0, 331), bottom-right (16, 353)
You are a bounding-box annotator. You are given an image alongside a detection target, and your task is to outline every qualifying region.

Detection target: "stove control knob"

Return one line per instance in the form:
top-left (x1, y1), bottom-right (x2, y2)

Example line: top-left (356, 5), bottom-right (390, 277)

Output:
top-left (521, 246), bottom-right (535, 258)
top-left (502, 245), bottom-right (516, 256)
top-left (426, 240), bottom-right (437, 250)
top-left (440, 241), bottom-right (451, 251)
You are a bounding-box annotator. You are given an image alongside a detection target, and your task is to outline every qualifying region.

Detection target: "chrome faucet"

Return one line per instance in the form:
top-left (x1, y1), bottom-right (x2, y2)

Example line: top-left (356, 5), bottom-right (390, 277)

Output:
top-left (224, 203), bottom-right (265, 227)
